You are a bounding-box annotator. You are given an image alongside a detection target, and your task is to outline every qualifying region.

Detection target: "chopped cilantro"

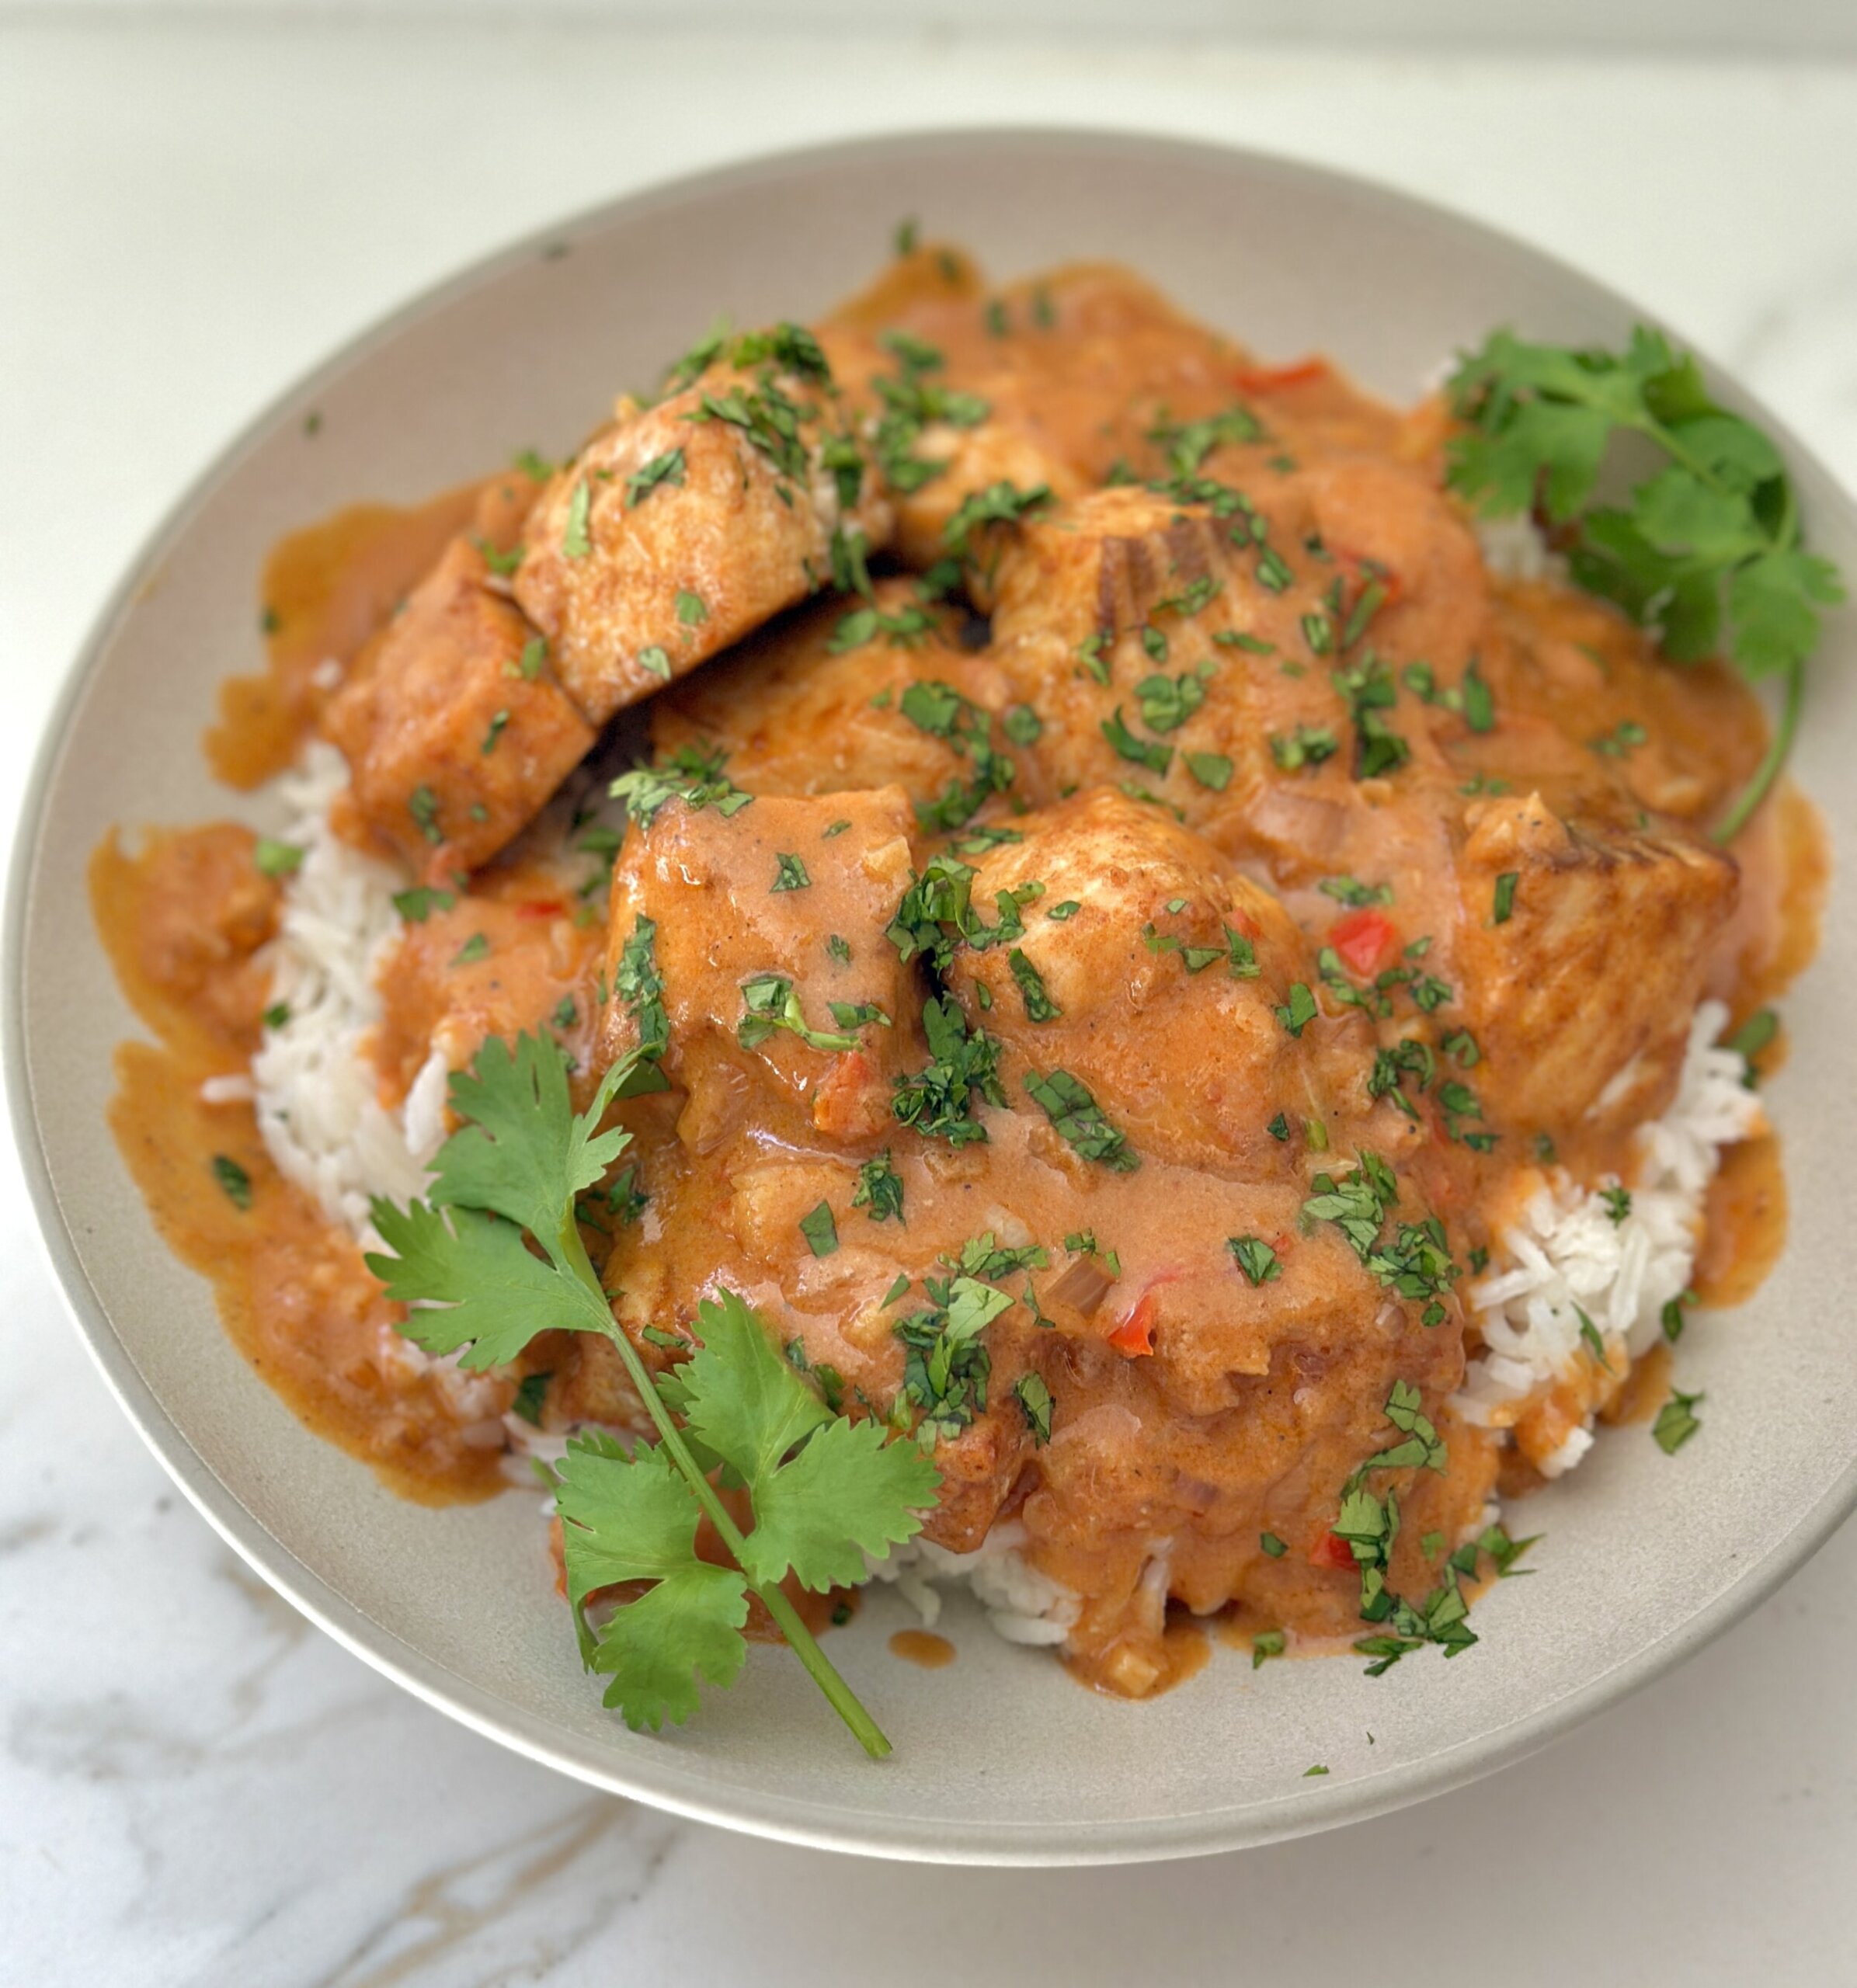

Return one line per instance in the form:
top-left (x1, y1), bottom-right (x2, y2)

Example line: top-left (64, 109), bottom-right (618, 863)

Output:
top-left (1275, 982), bottom-right (1319, 1036)
top-left (253, 837), bottom-right (303, 878)
top-left (798, 1201), bottom-right (839, 1257)
top-left (625, 448), bottom-right (686, 506)
top-left (1654, 1387), bottom-right (1703, 1454)
top-left (1014, 1373), bottom-right (1054, 1445)
top-left (1023, 1068), bottom-right (1139, 1172)
top-left (1269, 725), bottom-right (1339, 772)
top-left (509, 1371), bottom-right (551, 1426)
top-left (1007, 948), bottom-right (1062, 1022)
top-left (739, 974), bottom-right (860, 1055)
top-left (210, 1154), bottom-right (252, 1209)
top-left (852, 1152), bottom-right (904, 1222)
top-left (1101, 707), bottom-right (1173, 775)
top-left (408, 785), bottom-right (443, 844)
top-left (562, 478), bottom-right (593, 559)
top-left (893, 995), bottom-right (1005, 1146)
top-left (1228, 1236), bottom-right (1281, 1287)
top-left (395, 886), bottom-right (457, 922)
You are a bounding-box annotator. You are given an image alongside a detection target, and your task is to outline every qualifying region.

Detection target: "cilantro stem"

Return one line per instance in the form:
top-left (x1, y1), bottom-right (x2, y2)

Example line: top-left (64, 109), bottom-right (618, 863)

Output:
top-left (1712, 652), bottom-right (1801, 845)
top-left (555, 1220), bottom-right (894, 1759)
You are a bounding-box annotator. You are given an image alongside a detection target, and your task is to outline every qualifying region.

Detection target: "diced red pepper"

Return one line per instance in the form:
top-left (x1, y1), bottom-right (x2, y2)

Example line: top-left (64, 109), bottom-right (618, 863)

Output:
top-left (1330, 546), bottom-right (1405, 615)
top-left (516, 898), bottom-right (565, 920)
top-left (1309, 1530), bottom-right (1357, 1572)
top-left (1329, 906), bottom-right (1399, 977)
top-left (1107, 1289), bottom-right (1160, 1358)
top-left (1233, 356), bottom-right (1330, 395)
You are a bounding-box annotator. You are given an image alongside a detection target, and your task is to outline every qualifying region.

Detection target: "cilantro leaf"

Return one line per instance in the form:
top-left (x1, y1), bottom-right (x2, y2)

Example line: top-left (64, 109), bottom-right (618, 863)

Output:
top-left (428, 1031), bottom-right (633, 1246)
top-left (741, 1415), bottom-right (938, 1590)
top-left (367, 1028), bottom-right (937, 1759)
top-left (556, 1434), bottom-right (749, 1732)
top-left (1447, 326), bottom-right (1845, 839)
top-left (1023, 1067), bottom-right (1139, 1172)
top-left (367, 1197), bottom-right (609, 1368)
top-left (682, 1288), bottom-right (833, 1487)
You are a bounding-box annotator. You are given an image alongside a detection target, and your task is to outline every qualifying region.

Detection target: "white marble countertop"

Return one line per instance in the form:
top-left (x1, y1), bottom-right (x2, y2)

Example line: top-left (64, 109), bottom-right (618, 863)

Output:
top-left (4, 20), bottom-right (1855, 1983)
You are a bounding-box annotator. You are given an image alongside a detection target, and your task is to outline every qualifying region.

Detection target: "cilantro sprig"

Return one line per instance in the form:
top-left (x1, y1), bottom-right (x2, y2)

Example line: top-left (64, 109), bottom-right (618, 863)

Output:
top-left (1446, 327), bottom-right (1845, 840)
top-left (367, 1030), bottom-right (938, 1756)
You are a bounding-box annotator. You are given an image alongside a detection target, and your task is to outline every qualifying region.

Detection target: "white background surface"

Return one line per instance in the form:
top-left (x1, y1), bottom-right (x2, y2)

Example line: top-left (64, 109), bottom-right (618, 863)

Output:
top-left (3, 19), bottom-right (1855, 1984)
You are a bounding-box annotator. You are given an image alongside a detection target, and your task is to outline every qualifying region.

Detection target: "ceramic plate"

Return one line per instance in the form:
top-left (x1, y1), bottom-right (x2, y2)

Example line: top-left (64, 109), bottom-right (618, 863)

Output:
top-left (9, 129), bottom-right (1852, 1865)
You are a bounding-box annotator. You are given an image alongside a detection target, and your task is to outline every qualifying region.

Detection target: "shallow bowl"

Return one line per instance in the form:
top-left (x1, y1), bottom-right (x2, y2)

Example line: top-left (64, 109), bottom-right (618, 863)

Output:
top-left (9, 128), bottom-right (1852, 1865)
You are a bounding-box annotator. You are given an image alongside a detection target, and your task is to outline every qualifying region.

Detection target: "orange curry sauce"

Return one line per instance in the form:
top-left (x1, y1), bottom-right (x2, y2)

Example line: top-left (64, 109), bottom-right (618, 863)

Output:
top-left (92, 246), bottom-right (1825, 1694)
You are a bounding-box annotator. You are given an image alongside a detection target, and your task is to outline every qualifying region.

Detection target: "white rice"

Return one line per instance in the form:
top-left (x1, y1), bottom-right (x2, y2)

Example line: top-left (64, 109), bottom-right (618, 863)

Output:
top-left (244, 746), bottom-right (494, 1410)
top-left (245, 742), bottom-right (447, 1247)
top-left (865, 1521), bottom-right (1082, 1647)
top-left (1453, 999), bottom-right (1762, 1470)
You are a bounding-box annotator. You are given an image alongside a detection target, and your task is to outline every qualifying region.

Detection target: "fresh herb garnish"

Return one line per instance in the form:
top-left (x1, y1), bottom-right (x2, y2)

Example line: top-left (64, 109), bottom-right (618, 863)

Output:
top-left (1654, 1387), bottom-right (1703, 1454)
top-left (893, 996), bottom-right (1005, 1145)
top-left (625, 447), bottom-right (686, 506)
top-left (1447, 326), bottom-right (1845, 840)
top-left (1101, 707), bottom-right (1173, 776)
top-left (942, 480), bottom-right (1054, 556)
top-left (393, 886), bottom-right (455, 922)
top-left (852, 1152), bottom-right (905, 1222)
top-left (253, 837), bottom-right (304, 878)
top-left (1007, 947), bottom-right (1062, 1021)
top-left (1275, 982), bottom-right (1319, 1036)
top-left (1023, 1068), bottom-right (1139, 1172)
top-left (562, 479), bottom-right (593, 560)
top-left (510, 1371), bottom-right (551, 1426)
top-left (211, 1154), bottom-right (252, 1209)
top-left (1269, 725), bottom-right (1339, 772)
top-left (1228, 1236), bottom-right (1281, 1287)
top-left (798, 1201), bottom-right (840, 1257)
top-left (367, 1030), bottom-right (937, 1753)
top-left (738, 974), bottom-right (861, 1055)
top-left (1014, 1373), bottom-right (1055, 1445)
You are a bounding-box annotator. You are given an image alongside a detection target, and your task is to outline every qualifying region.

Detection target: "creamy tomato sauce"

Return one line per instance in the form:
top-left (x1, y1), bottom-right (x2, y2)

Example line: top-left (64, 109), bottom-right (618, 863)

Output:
top-left (96, 245), bottom-right (1826, 1697)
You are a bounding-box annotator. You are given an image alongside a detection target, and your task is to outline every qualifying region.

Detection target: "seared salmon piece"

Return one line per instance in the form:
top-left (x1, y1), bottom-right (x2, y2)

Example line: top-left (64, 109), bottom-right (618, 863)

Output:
top-left (943, 789), bottom-right (1364, 1179)
top-left (652, 579), bottom-right (1052, 826)
top-left (323, 537), bottom-right (595, 874)
top-left (1453, 791), bottom-right (1739, 1140)
top-left (514, 333), bottom-right (892, 725)
top-left (594, 785), bottom-right (922, 1149)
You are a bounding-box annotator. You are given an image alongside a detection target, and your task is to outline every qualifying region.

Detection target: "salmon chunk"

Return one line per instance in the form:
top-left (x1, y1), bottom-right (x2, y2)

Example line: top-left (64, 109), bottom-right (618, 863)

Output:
top-left (651, 579), bottom-right (1052, 826)
top-left (323, 537), bottom-right (594, 874)
top-left (514, 332), bottom-right (893, 725)
top-left (1453, 792), bottom-right (1739, 1138)
top-left (942, 789), bottom-right (1361, 1177)
top-left (595, 784), bottom-right (922, 1148)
